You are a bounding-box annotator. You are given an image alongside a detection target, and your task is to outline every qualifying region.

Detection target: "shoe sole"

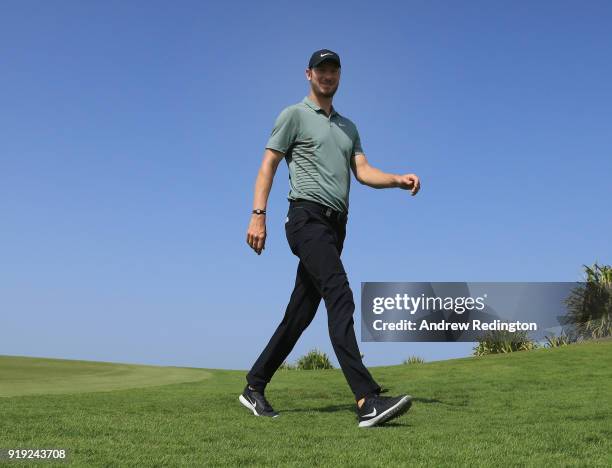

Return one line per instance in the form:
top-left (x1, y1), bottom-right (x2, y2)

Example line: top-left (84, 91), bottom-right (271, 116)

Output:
top-left (238, 394), bottom-right (279, 418)
top-left (358, 395), bottom-right (412, 428)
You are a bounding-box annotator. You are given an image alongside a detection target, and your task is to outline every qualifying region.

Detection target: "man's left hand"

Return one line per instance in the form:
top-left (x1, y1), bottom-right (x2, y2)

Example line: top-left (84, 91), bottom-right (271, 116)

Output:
top-left (396, 174), bottom-right (421, 196)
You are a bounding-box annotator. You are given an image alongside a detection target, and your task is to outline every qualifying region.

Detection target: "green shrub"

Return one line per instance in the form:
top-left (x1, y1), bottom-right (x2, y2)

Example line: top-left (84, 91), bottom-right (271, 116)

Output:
top-left (402, 356), bottom-right (425, 364)
top-left (278, 360), bottom-right (295, 370)
top-left (544, 332), bottom-right (576, 348)
top-left (564, 263), bottom-right (612, 340)
top-left (473, 329), bottom-right (539, 356)
top-left (295, 349), bottom-right (335, 370)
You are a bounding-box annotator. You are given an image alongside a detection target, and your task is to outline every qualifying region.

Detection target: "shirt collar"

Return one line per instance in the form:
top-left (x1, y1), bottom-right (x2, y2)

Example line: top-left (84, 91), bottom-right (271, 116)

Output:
top-left (302, 96), bottom-right (339, 117)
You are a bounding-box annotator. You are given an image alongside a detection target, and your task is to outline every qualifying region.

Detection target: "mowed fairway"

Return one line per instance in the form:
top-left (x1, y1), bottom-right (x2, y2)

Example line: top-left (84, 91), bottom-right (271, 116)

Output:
top-left (1, 341), bottom-right (611, 466)
top-left (0, 356), bottom-right (211, 397)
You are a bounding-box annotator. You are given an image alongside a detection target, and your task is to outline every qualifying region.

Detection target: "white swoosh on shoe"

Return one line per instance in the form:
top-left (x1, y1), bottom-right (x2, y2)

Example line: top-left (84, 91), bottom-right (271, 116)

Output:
top-left (245, 395), bottom-right (257, 409)
top-left (363, 407), bottom-right (377, 418)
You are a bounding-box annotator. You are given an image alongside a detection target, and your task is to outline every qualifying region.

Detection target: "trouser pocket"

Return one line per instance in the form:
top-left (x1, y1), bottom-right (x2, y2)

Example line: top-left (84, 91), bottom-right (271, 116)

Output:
top-left (285, 207), bottom-right (311, 255)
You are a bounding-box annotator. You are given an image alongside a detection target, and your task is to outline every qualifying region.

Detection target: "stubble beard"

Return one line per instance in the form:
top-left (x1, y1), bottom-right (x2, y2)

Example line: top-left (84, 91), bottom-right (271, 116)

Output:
top-left (312, 81), bottom-right (338, 99)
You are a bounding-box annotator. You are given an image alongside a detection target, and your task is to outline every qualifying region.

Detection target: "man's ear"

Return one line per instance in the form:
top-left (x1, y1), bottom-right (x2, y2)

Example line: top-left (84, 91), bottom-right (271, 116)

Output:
top-left (305, 68), bottom-right (312, 81)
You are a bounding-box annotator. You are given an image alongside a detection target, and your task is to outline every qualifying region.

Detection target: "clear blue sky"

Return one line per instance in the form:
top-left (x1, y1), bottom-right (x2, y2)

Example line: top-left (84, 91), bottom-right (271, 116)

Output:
top-left (2, 1), bottom-right (611, 370)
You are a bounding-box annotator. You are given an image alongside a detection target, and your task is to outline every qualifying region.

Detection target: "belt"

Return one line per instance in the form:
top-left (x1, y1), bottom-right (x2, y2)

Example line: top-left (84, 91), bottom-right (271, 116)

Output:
top-left (290, 199), bottom-right (348, 223)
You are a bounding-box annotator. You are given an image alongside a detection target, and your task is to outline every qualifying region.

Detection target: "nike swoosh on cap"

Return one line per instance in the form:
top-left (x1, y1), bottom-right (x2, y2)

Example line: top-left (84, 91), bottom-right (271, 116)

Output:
top-left (320, 52), bottom-right (334, 57)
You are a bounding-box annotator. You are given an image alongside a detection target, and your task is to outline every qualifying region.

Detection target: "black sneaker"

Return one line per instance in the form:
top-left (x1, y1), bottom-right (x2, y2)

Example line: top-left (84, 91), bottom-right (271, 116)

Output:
top-left (239, 385), bottom-right (279, 418)
top-left (357, 394), bottom-right (412, 428)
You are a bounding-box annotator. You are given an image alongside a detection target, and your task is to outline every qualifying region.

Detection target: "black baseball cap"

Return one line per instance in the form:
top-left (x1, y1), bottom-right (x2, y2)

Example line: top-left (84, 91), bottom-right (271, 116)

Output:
top-left (308, 49), bottom-right (341, 69)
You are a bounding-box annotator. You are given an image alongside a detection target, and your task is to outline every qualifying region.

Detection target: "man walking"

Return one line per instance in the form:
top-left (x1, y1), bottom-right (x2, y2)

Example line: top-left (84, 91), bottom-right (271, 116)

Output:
top-left (242, 49), bottom-right (421, 428)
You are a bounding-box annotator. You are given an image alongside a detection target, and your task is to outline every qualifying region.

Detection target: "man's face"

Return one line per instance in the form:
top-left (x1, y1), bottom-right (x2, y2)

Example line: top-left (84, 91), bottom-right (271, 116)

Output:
top-left (306, 61), bottom-right (341, 98)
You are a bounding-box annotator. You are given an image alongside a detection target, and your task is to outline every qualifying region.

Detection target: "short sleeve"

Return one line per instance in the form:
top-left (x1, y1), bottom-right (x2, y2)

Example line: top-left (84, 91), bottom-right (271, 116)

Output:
top-left (265, 107), bottom-right (298, 154)
top-left (352, 127), bottom-right (364, 157)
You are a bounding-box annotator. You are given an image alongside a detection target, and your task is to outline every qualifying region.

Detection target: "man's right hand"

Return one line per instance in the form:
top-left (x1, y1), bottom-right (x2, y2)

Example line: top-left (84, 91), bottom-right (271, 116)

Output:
top-left (246, 214), bottom-right (267, 255)
top-left (247, 148), bottom-right (283, 255)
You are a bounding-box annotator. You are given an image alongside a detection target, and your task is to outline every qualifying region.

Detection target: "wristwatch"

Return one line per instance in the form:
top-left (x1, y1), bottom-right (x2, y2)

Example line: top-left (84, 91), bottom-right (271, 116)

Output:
top-left (252, 209), bottom-right (266, 215)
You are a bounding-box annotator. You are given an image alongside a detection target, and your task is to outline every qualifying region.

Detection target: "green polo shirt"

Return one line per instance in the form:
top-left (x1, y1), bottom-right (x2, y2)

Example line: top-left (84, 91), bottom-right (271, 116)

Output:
top-left (265, 96), bottom-right (364, 213)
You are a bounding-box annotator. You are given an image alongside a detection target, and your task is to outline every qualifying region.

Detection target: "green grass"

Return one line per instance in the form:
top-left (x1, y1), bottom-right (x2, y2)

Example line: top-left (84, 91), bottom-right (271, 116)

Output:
top-left (1, 340), bottom-right (611, 466)
top-left (0, 356), bottom-right (210, 397)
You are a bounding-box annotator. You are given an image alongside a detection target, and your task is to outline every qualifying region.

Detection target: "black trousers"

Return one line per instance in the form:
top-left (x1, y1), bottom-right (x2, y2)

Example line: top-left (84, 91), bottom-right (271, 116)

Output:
top-left (246, 199), bottom-right (381, 401)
